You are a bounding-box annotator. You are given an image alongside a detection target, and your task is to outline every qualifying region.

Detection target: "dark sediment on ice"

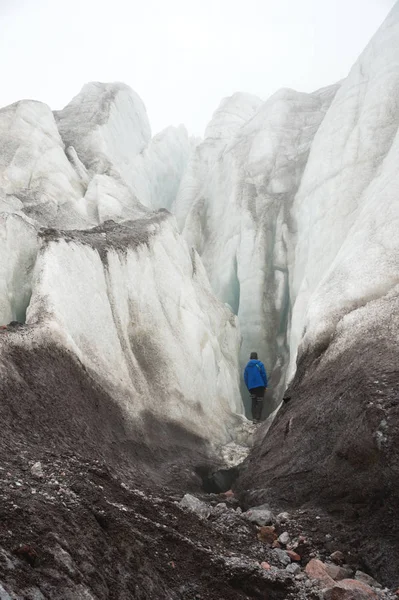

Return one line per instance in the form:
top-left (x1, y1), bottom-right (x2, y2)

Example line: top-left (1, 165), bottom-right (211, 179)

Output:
top-left (0, 329), bottom-right (300, 599)
top-left (237, 297), bottom-right (399, 588)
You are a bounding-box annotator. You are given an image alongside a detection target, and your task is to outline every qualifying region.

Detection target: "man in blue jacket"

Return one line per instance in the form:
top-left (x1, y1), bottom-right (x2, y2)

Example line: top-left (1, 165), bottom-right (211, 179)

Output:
top-left (244, 352), bottom-right (268, 422)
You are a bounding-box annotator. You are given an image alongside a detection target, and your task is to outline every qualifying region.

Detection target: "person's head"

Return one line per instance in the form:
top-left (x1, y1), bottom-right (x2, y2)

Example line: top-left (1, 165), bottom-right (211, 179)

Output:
top-left (250, 352), bottom-right (258, 360)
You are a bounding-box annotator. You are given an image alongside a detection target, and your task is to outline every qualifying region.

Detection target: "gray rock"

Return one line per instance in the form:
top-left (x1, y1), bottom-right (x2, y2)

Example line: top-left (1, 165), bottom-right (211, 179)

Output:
top-left (179, 494), bottom-right (211, 519)
top-left (278, 531), bottom-right (290, 545)
top-left (31, 462), bottom-right (44, 478)
top-left (286, 563), bottom-right (301, 575)
top-left (276, 511), bottom-right (290, 524)
top-left (243, 503), bottom-right (275, 526)
top-left (212, 503), bottom-right (228, 517)
top-left (272, 548), bottom-right (291, 567)
top-left (52, 544), bottom-right (76, 575)
top-left (355, 570), bottom-right (382, 588)
top-left (0, 549), bottom-right (15, 571)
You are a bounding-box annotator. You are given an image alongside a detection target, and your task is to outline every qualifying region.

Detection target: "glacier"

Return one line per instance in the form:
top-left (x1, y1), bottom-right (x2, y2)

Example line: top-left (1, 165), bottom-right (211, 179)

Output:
top-left (28, 214), bottom-right (243, 442)
top-left (0, 2), bottom-right (399, 594)
top-left (174, 85), bottom-right (339, 408)
top-left (0, 82), bottom-right (246, 458)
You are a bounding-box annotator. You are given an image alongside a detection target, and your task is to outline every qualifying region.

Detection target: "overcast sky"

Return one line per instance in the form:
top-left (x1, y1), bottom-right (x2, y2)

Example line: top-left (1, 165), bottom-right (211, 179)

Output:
top-left (0, 0), bottom-right (396, 135)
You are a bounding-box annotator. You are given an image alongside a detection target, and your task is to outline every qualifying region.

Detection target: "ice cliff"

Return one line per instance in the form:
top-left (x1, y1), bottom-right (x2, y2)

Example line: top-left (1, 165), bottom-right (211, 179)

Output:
top-left (174, 85), bottom-right (339, 407)
top-left (0, 82), bottom-right (245, 457)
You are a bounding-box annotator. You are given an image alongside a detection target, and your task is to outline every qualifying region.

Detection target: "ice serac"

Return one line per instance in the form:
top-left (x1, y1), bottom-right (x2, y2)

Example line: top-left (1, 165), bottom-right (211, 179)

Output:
top-left (0, 100), bottom-right (86, 227)
top-left (54, 83), bottom-right (192, 215)
top-left (174, 86), bottom-right (338, 409)
top-left (238, 4), bottom-right (399, 587)
top-left (26, 212), bottom-right (243, 446)
top-left (54, 82), bottom-right (152, 189)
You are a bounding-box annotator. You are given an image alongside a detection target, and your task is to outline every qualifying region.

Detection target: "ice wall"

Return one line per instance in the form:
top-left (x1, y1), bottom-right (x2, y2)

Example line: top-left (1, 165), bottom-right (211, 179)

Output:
top-left (289, 3), bottom-right (399, 376)
top-left (174, 86), bottom-right (338, 407)
top-left (27, 213), bottom-right (243, 444)
top-left (0, 82), bottom-right (244, 450)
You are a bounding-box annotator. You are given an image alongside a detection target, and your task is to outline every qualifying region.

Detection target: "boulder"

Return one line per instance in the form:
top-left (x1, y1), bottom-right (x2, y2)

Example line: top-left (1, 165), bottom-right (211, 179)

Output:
top-left (324, 563), bottom-right (352, 581)
top-left (322, 579), bottom-right (378, 600)
top-left (305, 559), bottom-right (335, 588)
top-left (31, 462), bottom-right (44, 478)
top-left (179, 494), bottom-right (211, 519)
top-left (243, 504), bottom-right (275, 526)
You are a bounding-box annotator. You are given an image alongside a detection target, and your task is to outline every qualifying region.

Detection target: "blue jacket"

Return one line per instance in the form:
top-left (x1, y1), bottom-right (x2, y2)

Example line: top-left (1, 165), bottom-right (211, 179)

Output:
top-left (244, 359), bottom-right (268, 391)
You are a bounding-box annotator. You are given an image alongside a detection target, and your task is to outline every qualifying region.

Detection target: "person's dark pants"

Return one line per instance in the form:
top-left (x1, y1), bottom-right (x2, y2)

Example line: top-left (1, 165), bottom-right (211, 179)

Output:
top-left (250, 386), bottom-right (265, 421)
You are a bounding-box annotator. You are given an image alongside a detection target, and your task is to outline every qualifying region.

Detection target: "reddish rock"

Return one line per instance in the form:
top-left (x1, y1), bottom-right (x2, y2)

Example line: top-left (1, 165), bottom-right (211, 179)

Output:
top-left (261, 561), bottom-right (271, 570)
top-left (272, 540), bottom-right (281, 549)
top-left (305, 559), bottom-right (335, 588)
top-left (330, 551), bottom-right (345, 565)
top-left (286, 550), bottom-right (301, 562)
top-left (323, 579), bottom-right (378, 600)
top-left (223, 490), bottom-right (234, 498)
top-left (258, 526), bottom-right (277, 544)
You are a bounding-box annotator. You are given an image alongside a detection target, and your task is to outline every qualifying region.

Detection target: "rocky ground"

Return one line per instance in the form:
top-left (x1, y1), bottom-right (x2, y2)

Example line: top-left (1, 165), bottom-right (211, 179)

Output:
top-left (0, 446), bottom-right (398, 600)
top-left (0, 329), bottom-right (398, 598)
